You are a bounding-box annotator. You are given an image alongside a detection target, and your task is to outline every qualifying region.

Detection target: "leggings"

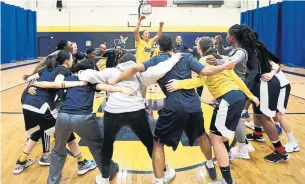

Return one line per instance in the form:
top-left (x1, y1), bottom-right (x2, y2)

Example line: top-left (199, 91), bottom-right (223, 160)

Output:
top-left (30, 131), bottom-right (76, 153)
top-left (101, 109), bottom-right (153, 178)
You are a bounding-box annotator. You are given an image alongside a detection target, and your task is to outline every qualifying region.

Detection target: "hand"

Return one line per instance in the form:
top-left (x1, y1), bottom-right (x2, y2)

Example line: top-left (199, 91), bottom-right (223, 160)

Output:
top-left (252, 96), bottom-right (260, 107)
top-left (28, 87), bottom-right (37, 95)
top-left (224, 59), bottom-right (236, 70)
top-left (215, 35), bottom-right (222, 44)
top-left (140, 15), bottom-right (146, 21)
top-left (23, 74), bottom-right (30, 81)
top-left (205, 55), bottom-right (216, 65)
top-left (261, 72), bottom-right (275, 82)
top-left (159, 22), bottom-right (164, 27)
top-left (165, 79), bottom-right (178, 92)
top-left (107, 79), bottom-right (116, 85)
top-left (171, 53), bottom-right (183, 61)
top-left (121, 87), bottom-right (137, 96)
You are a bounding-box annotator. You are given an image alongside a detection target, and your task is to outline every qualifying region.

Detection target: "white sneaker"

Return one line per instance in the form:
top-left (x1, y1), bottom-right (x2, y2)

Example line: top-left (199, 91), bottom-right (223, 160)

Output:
top-left (247, 142), bottom-right (255, 152)
top-left (95, 175), bottom-right (109, 184)
top-left (230, 144), bottom-right (250, 160)
top-left (284, 141), bottom-right (300, 153)
top-left (164, 168), bottom-right (176, 184)
top-left (244, 121), bottom-right (265, 131)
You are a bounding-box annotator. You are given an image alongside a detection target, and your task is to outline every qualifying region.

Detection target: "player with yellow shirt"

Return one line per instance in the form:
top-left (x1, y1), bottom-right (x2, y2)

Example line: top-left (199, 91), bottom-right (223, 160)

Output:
top-left (164, 37), bottom-right (259, 184)
top-left (135, 15), bottom-right (163, 63)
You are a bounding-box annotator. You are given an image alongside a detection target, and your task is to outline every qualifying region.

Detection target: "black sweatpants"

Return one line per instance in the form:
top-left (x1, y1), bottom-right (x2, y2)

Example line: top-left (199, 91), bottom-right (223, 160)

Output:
top-left (101, 109), bottom-right (153, 178)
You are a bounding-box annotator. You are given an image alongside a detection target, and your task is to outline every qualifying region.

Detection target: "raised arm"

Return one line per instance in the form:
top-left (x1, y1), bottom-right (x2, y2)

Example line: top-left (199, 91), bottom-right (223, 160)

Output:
top-left (23, 51), bottom-right (59, 80)
top-left (138, 53), bottom-right (182, 86)
top-left (135, 16), bottom-right (146, 41)
top-left (151, 22), bottom-right (164, 42)
top-left (215, 35), bottom-right (232, 56)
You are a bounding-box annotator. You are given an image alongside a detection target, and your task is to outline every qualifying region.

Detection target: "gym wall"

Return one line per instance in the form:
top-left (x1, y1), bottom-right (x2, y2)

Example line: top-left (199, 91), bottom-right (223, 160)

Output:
top-left (36, 0), bottom-right (241, 56)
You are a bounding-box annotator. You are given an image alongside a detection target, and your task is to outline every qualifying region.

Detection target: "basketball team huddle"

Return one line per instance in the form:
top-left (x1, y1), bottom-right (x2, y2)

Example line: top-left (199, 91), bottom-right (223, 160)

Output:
top-left (15, 15), bottom-right (299, 184)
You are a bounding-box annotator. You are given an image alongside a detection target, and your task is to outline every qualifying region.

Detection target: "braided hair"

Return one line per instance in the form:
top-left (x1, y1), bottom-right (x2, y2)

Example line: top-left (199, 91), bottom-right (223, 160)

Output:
top-left (229, 24), bottom-right (272, 74)
top-left (55, 40), bottom-right (69, 51)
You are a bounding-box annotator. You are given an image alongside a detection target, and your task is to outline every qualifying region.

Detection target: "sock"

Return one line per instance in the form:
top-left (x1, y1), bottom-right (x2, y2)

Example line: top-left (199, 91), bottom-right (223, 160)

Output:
top-left (76, 153), bottom-right (85, 162)
top-left (206, 159), bottom-right (214, 168)
top-left (220, 166), bottom-right (233, 184)
top-left (224, 141), bottom-right (230, 153)
top-left (19, 152), bottom-right (29, 162)
top-left (238, 142), bottom-right (246, 148)
top-left (286, 132), bottom-right (295, 142)
top-left (101, 178), bottom-right (109, 183)
top-left (242, 110), bottom-right (247, 114)
top-left (272, 140), bottom-right (285, 153)
top-left (254, 126), bottom-right (263, 136)
top-left (154, 178), bottom-right (164, 184)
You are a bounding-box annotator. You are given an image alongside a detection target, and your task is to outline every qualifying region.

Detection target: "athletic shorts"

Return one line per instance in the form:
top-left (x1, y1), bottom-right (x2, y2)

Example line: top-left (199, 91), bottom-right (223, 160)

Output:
top-left (210, 97), bottom-right (246, 139)
top-left (252, 77), bottom-right (291, 117)
top-left (154, 109), bottom-right (205, 151)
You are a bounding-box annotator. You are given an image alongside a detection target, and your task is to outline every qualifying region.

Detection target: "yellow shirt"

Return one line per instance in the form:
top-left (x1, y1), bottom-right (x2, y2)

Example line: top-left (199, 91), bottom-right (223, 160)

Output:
top-left (177, 58), bottom-right (254, 100)
top-left (152, 46), bottom-right (160, 57)
top-left (136, 38), bottom-right (154, 63)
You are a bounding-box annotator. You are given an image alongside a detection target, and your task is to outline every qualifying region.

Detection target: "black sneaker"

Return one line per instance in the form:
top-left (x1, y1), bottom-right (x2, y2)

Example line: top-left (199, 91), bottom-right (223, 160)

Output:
top-left (205, 162), bottom-right (217, 179)
top-left (264, 151), bottom-right (289, 163)
top-left (109, 160), bottom-right (119, 181)
top-left (246, 133), bottom-right (265, 142)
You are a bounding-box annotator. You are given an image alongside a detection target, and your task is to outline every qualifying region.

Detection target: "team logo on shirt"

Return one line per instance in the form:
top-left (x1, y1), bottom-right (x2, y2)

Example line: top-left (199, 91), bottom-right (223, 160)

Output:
top-left (144, 47), bottom-right (151, 53)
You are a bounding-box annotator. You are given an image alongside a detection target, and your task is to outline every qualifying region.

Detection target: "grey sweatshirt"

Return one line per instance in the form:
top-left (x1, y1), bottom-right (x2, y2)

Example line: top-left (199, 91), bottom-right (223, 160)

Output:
top-left (78, 56), bottom-right (181, 113)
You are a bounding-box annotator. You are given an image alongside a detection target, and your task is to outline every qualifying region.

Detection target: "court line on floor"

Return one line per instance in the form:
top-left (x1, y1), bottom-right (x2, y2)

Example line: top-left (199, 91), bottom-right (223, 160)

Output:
top-left (1, 61), bottom-right (38, 71)
top-left (282, 70), bottom-right (305, 78)
top-left (0, 82), bottom-right (27, 92)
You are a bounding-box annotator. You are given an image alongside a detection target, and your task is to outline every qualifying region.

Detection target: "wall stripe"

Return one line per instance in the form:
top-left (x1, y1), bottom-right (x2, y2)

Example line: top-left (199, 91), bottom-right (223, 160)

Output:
top-left (37, 26), bottom-right (230, 33)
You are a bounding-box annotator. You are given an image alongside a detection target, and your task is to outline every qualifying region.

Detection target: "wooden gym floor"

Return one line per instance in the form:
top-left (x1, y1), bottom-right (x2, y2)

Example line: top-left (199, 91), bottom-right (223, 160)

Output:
top-left (1, 59), bottom-right (305, 184)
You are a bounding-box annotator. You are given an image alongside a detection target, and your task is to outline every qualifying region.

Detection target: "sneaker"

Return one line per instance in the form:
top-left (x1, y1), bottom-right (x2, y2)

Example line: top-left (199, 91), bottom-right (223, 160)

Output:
top-left (230, 144), bottom-right (250, 160)
top-left (284, 141), bottom-right (300, 153)
top-left (208, 178), bottom-right (236, 184)
top-left (241, 111), bottom-right (250, 119)
top-left (78, 159), bottom-right (97, 175)
top-left (39, 155), bottom-right (51, 166)
top-left (244, 121), bottom-right (265, 131)
top-left (246, 133), bottom-right (265, 142)
top-left (95, 175), bottom-right (109, 184)
top-left (164, 165), bottom-right (176, 184)
top-left (275, 123), bottom-right (283, 136)
top-left (246, 142), bottom-right (255, 152)
top-left (13, 158), bottom-right (35, 174)
top-left (264, 151), bottom-right (289, 163)
top-left (205, 162), bottom-right (217, 179)
top-left (109, 161), bottom-right (119, 181)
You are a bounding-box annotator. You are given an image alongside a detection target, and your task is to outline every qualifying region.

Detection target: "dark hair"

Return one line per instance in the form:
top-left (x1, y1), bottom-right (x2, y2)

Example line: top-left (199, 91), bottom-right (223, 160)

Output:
top-left (56, 50), bottom-right (71, 65)
top-left (71, 60), bottom-right (95, 73)
top-left (159, 35), bottom-right (173, 52)
top-left (140, 30), bottom-right (147, 37)
top-left (198, 37), bottom-right (222, 59)
top-left (229, 24), bottom-right (272, 74)
top-left (56, 40), bottom-right (69, 51)
top-left (86, 48), bottom-right (95, 55)
top-left (117, 53), bottom-right (136, 64)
